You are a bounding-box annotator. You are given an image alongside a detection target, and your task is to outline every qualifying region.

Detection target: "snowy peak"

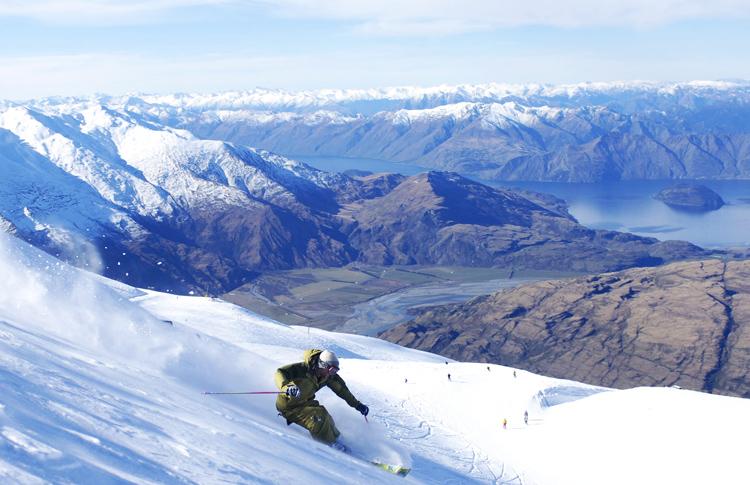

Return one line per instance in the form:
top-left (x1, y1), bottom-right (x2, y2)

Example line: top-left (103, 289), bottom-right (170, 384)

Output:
top-left (100, 80), bottom-right (750, 112)
top-left (0, 123), bottom-right (127, 246)
top-left (143, 82), bottom-right (750, 182)
top-left (0, 102), bottom-right (347, 216)
top-left (18, 80), bottom-right (750, 116)
top-left (0, 104), bottom-right (176, 219)
top-left (13, 81), bottom-right (750, 184)
top-left (0, 102), bottom-right (367, 292)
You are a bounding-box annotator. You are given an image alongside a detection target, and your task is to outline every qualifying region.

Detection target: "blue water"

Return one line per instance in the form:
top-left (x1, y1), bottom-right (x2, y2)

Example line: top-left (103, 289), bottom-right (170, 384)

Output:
top-left (494, 180), bottom-right (750, 249)
top-left (295, 156), bottom-right (750, 249)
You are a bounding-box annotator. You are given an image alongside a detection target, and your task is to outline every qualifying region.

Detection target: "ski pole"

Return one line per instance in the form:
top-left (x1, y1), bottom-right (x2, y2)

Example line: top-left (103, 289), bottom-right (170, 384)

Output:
top-left (202, 391), bottom-right (284, 395)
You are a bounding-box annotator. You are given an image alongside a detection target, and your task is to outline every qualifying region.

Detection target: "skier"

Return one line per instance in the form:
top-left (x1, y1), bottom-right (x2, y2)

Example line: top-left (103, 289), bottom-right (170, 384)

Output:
top-left (487, 366), bottom-right (490, 372)
top-left (513, 370), bottom-right (517, 378)
top-left (274, 349), bottom-right (369, 451)
top-left (524, 410), bottom-right (529, 425)
top-left (448, 373), bottom-right (451, 381)
top-left (503, 418), bottom-right (508, 429)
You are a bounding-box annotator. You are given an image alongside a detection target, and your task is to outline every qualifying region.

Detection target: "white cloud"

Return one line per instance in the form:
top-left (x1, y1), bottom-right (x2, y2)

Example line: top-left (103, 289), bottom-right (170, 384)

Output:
top-left (4, 0), bottom-right (748, 31)
top-left (3, 45), bottom-right (743, 101)
top-left (0, 51), bottom-right (443, 99)
top-left (261, 0), bottom-right (750, 34)
top-left (0, 53), bottom-right (290, 99)
top-left (0, 0), bottom-right (228, 24)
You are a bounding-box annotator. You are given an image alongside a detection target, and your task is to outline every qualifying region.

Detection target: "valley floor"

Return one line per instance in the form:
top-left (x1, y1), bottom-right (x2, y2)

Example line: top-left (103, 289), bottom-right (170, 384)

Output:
top-left (222, 265), bottom-right (576, 333)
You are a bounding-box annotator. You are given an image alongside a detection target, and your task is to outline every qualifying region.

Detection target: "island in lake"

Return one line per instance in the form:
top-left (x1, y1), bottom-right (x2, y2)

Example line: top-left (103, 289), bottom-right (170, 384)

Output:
top-left (654, 184), bottom-right (725, 211)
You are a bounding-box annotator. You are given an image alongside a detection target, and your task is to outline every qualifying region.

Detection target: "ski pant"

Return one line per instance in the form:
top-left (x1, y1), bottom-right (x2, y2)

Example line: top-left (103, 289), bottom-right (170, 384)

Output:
top-left (281, 404), bottom-right (341, 444)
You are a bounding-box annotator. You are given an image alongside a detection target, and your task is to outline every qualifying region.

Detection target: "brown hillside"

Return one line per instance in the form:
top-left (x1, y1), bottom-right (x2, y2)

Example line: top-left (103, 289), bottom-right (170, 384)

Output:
top-left (380, 259), bottom-right (750, 397)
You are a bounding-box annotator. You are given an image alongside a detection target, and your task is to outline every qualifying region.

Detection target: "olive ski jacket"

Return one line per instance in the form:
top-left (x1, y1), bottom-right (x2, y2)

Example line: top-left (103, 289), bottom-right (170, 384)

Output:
top-left (274, 349), bottom-right (361, 413)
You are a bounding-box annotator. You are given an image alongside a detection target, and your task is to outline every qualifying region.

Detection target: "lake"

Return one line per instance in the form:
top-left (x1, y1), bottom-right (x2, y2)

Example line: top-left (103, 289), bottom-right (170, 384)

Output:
top-left (294, 155), bottom-right (750, 249)
top-left (497, 179), bottom-right (750, 249)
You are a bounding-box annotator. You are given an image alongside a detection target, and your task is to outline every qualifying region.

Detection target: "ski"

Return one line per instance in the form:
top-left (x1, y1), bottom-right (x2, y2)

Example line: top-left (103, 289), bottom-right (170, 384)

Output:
top-left (371, 461), bottom-right (411, 477)
top-left (333, 443), bottom-right (411, 477)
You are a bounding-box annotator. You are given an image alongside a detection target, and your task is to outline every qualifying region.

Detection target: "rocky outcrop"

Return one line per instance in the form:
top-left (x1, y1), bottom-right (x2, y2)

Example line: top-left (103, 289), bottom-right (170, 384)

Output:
top-left (0, 214), bottom-right (17, 235)
top-left (380, 259), bottom-right (750, 398)
top-left (654, 184), bottom-right (725, 211)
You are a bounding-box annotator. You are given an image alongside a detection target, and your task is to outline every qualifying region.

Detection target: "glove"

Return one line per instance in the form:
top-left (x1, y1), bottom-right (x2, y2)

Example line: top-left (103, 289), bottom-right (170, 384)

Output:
top-left (356, 403), bottom-right (369, 416)
top-left (285, 385), bottom-right (301, 399)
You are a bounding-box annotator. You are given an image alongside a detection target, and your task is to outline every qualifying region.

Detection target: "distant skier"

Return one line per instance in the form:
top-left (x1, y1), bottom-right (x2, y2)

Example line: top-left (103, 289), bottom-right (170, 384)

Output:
top-left (487, 366), bottom-right (491, 372)
top-left (524, 410), bottom-right (529, 425)
top-left (404, 378), bottom-right (408, 384)
top-left (503, 418), bottom-right (508, 429)
top-left (274, 349), bottom-right (369, 451)
top-left (448, 373), bottom-right (451, 381)
top-left (513, 370), bottom-right (517, 378)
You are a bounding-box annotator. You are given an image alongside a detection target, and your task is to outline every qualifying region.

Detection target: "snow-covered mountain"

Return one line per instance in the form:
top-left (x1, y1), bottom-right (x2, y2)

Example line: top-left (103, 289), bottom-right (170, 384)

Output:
top-left (89, 80), bottom-right (750, 114)
top-left (28, 80), bottom-right (747, 182)
top-left (0, 103), bottom-right (349, 214)
top-left (1, 231), bottom-right (748, 484)
top-left (0, 101), bottom-right (366, 292)
top-left (1, 99), bottom-right (709, 293)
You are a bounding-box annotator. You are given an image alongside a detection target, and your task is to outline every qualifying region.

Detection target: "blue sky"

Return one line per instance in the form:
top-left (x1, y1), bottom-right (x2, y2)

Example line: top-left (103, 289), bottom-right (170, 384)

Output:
top-left (1, 0), bottom-right (749, 100)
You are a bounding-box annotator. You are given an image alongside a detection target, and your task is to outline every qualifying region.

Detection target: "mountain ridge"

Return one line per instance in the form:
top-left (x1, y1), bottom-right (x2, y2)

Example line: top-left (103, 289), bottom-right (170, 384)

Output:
top-left (0, 102), bottom-right (712, 293)
top-left (10, 81), bottom-right (750, 182)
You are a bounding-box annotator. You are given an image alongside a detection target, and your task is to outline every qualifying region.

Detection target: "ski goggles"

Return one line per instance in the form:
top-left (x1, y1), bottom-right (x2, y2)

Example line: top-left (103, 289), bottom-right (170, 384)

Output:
top-left (321, 363), bottom-right (339, 375)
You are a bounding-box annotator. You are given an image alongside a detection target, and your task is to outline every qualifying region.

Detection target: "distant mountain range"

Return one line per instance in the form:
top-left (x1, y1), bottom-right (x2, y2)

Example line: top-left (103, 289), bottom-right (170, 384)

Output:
top-left (11, 80), bottom-right (750, 182)
top-left (0, 100), bottom-right (709, 292)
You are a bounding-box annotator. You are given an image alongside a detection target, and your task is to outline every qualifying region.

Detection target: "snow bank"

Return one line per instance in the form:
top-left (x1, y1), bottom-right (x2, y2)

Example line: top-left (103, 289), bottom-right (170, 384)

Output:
top-left (0, 233), bottom-right (159, 358)
top-left (0, 233), bottom-right (412, 483)
top-left (1, 231), bottom-right (748, 485)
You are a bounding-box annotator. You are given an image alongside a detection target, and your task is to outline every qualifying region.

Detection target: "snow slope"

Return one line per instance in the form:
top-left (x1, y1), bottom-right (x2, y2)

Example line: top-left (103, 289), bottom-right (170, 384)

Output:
top-left (0, 231), bottom-right (748, 484)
